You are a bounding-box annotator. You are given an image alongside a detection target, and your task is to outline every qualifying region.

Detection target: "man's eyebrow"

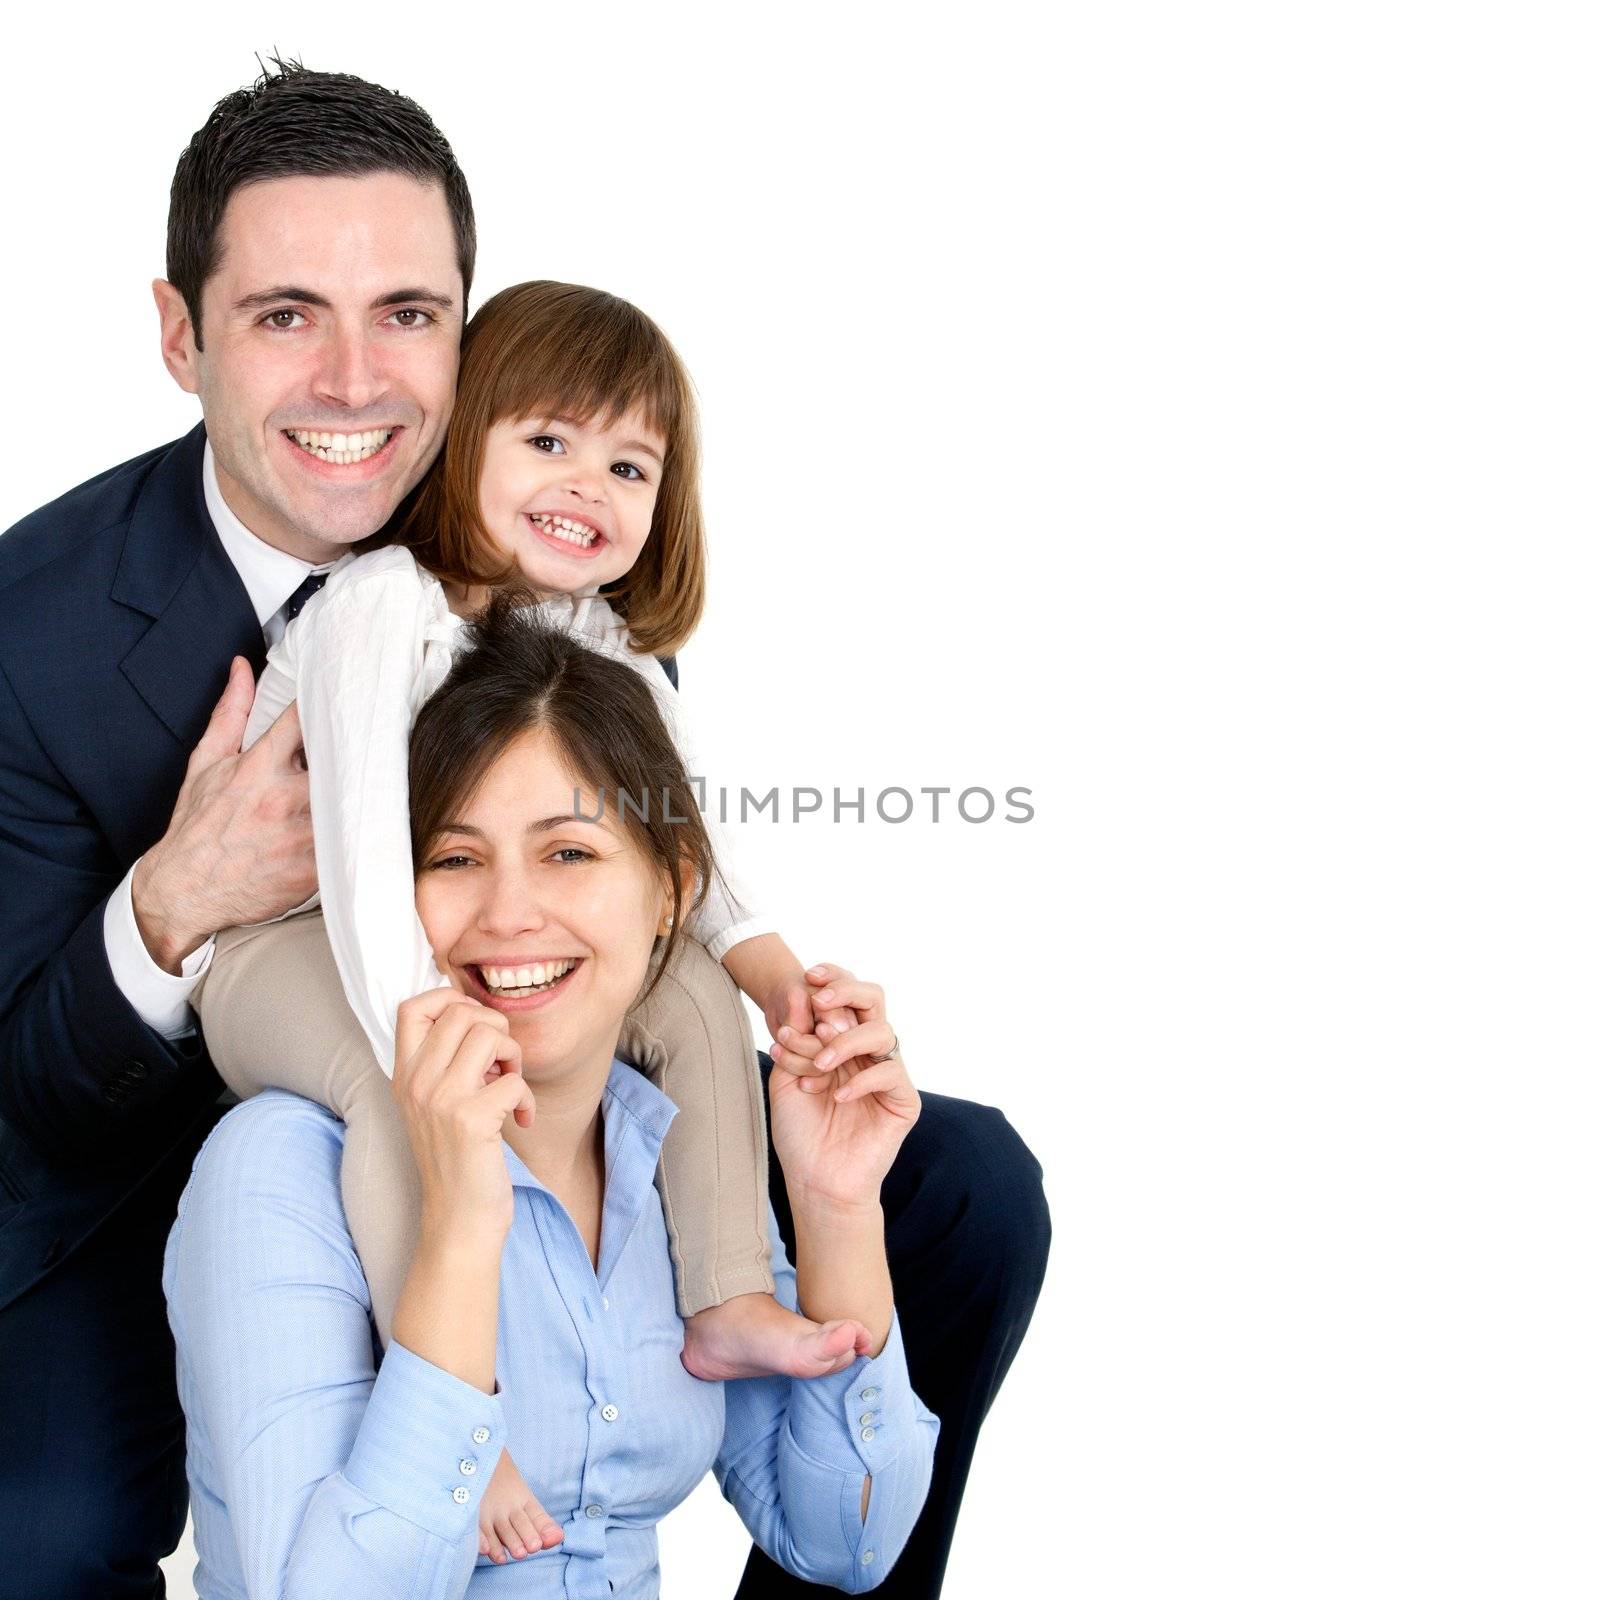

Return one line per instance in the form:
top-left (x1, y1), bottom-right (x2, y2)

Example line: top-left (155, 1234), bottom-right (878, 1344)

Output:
top-left (232, 285), bottom-right (457, 314)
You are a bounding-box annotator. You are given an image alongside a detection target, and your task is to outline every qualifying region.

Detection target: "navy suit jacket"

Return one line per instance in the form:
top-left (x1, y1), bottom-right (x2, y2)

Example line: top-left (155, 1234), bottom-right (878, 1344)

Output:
top-left (0, 423), bottom-right (678, 1314)
top-left (0, 424), bottom-right (256, 1311)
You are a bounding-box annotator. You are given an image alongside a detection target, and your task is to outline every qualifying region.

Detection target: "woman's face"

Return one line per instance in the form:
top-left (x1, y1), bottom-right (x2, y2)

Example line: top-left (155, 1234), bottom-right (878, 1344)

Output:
top-left (476, 407), bottom-right (666, 595)
top-left (414, 725), bottom-right (671, 1078)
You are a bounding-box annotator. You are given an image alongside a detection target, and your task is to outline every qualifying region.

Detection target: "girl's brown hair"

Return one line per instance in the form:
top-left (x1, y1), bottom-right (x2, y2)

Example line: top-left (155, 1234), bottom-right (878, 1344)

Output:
top-left (409, 589), bottom-right (715, 1004)
top-left (397, 280), bottom-right (706, 657)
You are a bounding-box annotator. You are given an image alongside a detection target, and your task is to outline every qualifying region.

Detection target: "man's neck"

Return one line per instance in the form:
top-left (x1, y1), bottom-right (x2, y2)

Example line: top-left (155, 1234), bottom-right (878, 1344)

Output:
top-left (211, 454), bottom-right (344, 566)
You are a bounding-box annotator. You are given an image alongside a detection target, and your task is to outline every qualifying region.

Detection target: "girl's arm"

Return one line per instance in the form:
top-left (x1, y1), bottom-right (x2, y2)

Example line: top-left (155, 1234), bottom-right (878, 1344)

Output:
top-left (290, 550), bottom-right (455, 1071)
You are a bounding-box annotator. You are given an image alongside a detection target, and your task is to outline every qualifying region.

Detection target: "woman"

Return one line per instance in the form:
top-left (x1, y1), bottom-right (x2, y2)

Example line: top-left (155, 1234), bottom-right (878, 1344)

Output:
top-left (162, 595), bottom-right (938, 1598)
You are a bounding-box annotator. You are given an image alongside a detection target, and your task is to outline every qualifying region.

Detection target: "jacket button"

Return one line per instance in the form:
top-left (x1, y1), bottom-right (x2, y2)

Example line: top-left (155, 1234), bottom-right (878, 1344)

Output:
top-left (127, 1061), bottom-right (149, 1080)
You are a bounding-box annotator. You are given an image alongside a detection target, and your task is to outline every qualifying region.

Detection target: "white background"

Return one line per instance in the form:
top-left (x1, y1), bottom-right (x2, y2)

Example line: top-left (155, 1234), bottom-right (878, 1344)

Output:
top-left (2, 2), bottom-right (1597, 1596)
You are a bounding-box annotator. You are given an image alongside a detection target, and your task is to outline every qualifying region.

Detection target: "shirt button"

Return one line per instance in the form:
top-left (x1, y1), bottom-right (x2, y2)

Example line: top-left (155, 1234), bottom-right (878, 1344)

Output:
top-left (602, 1296), bottom-right (611, 1311)
top-left (472, 1427), bottom-right (491, 1444)
top-left (861, 1426), bottom-right (876, 1442)
top-left (452, 1486), bottom-right (471, 1505)
top-left (601, 1404), bottom-right (619, 1423)
top-left (459, 1458), bottom-right (477, 1476)
top-left (585, 1503), bottom-right (604, 1519)
top-left (862, 1550), bottom-right (876, 1565)
top-left (860, 1412), bottom-right (877, 1427)
top-left (861, 1387), bottom-right (880, 1401)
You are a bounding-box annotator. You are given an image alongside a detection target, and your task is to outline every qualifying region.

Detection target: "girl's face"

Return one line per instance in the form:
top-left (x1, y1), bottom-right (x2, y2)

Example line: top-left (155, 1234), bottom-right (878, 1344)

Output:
top-left (414, 725), bottom-right (672, 1081)
top-left (476, 407), bottom-right (667, 594)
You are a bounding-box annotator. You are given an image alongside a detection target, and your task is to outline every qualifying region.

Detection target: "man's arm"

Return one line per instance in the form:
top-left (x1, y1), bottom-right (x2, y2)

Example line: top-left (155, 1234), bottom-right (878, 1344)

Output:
top-left (0, 656), bottom-right (205, 1161)
top-left (0, 653), bottom-right (315, 1162)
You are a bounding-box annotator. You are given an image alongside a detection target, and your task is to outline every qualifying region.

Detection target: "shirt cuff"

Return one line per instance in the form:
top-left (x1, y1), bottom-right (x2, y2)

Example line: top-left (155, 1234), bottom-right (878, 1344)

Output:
top-left (344, 1339), bottom-right (508, 1543)
top-left (700, 915), bottom-right (776, 966)
top-left (102, 863), bottom-right (214, 1039)
top-left (781, 1312), bottom-right (917, 1478)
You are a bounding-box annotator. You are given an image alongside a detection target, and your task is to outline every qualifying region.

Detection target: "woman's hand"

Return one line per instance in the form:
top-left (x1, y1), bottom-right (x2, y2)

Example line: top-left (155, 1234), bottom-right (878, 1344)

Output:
top-left (768, 965), bottom-right (920, 1216)
top-left (392, 988), bottom-right (534, 1244)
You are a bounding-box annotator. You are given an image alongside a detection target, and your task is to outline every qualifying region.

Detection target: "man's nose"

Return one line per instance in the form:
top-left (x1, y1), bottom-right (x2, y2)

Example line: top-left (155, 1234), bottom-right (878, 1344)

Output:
top-left (311, 324), bottom-right (383, 411)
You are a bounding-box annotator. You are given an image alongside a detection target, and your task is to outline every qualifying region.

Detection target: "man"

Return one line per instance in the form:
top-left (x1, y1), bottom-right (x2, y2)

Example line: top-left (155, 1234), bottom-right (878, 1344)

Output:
top-left (0, 60), bottom-right (1049, 1598)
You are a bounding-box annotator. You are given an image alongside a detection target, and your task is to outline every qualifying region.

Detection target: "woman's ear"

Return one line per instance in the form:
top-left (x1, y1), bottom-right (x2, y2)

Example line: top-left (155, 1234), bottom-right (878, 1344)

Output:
top-left (655, 854), bottom-right (697, 938)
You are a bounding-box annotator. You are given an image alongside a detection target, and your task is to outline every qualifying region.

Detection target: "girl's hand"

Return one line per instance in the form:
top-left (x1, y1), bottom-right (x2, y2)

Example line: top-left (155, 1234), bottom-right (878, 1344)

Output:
top-left (392, 989), bottom-right (534, 1243)
top-left (768, 965), bottom-right (920, 1214)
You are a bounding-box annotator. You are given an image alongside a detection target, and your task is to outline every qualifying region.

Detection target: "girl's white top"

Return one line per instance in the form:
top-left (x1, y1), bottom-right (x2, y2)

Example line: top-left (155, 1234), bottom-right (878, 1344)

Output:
top-left (241, 545), bottom-right (768, 1077)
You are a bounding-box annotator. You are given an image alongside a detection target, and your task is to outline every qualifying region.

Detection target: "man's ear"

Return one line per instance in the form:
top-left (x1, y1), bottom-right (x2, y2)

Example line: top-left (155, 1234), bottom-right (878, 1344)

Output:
top-left (152, 279), bottom-right (201, 395)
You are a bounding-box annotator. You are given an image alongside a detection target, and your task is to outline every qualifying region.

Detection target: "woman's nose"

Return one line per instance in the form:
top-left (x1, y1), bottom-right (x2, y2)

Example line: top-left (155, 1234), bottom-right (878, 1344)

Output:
top-left (476, 869), bottom-right (549, 937)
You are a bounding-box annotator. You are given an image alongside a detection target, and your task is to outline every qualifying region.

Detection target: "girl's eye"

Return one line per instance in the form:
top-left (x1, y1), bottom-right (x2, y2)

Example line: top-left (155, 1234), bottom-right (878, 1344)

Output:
top-left (262, 309), bottom-right (306, 331)
top-left (611, 462), bottom-right (645, 482)
top-left (551, 847), bottom-right (594, 865)
top-left (529, 435), bottom-right (565, 455)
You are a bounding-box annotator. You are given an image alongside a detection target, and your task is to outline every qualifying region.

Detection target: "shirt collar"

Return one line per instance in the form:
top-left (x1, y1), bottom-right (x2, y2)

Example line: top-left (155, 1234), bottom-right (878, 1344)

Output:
top-left (203, 441), bottom-right (333, 629)
top-left (501, 1058), bottom-right (678, 1193)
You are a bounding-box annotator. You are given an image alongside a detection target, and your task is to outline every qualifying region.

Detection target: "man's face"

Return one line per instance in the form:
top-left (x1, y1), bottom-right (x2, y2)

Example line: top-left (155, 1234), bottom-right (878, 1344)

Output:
top-left (156, 171), bottom-right (463, 562)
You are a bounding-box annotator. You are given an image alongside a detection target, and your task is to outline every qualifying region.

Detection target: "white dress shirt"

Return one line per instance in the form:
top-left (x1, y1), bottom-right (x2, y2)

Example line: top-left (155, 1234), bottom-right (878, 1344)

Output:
top-left (238, 545), bottom-right (770, 1076)
top-left (101, 443), bottom-right (340, 1038)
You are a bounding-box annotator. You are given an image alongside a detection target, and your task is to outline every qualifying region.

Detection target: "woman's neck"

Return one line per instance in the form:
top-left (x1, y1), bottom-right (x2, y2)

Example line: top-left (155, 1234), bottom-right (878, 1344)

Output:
top-left (500, 1041), bottom-right (615, 1190)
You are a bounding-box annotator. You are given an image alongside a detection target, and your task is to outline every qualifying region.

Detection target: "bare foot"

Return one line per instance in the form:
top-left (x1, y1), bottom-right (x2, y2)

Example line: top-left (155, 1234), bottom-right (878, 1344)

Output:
top-left (681, 1291), bottom-right (872, 1382)
top-left (477, 1449), bottom-right (564, 1565)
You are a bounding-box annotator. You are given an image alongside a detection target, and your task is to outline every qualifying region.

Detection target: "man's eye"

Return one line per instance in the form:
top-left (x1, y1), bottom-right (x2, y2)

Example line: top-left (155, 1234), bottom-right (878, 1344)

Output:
top-left (388, 308), bottom-right (434, 328)
top-left (529, 435), bottom-right (566, 455)
top-left (612, 462), bottom-right (645, 481)
top-left (262, 309), bottom-right (305, 330)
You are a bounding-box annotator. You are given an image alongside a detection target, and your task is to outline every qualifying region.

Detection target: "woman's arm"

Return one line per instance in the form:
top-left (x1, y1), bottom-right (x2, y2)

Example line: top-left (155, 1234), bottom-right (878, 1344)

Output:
top-left (715, 966), bottom-right (938, 1589)
top-left (715, 1216), bottom-right (939, 1593)
top-left (163, 1095), bottom-right (505, 1600)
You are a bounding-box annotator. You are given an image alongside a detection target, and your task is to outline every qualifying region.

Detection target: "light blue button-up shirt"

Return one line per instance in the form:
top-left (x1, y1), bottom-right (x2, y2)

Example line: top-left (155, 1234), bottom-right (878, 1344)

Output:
top-left (163, 1064), bottom-right (938, 1598)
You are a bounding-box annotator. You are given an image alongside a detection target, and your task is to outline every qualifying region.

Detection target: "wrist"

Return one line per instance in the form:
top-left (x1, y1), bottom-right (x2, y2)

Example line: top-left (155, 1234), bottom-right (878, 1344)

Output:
top-left (725, 934), bottom-right (803, 1015)
top-left (788, 1190), bottom-right (885, 1238)
top-left (130, 852), bottom-right (206, 975)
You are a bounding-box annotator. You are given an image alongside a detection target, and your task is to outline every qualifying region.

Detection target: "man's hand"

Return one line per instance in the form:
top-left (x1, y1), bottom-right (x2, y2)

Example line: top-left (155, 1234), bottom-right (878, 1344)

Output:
top-left (131, 657), bottom-right (318, 971)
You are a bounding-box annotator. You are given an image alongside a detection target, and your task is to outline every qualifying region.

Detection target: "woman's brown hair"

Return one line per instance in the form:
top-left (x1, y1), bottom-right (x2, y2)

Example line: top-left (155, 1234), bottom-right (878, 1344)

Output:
top-left (396, 280), bottom-right (706, 657)
top-left (409, 589), bottom-right (715, 1004)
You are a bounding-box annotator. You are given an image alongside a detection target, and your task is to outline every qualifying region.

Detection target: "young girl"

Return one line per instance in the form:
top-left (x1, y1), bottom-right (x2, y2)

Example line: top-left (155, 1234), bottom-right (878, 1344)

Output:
top-left (192, 281), bottom-right (870, 1565)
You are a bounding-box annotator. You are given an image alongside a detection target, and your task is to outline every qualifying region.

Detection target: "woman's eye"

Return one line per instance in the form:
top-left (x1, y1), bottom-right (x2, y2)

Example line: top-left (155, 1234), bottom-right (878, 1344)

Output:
top-left (529, 435), bottom-right (565, 455)
top-left (612, 462), bottom-right (645, 481)
top-left (262, 309), bottom-right (305, 331)
top-left (551, 847), bottom-right (593, 865)
top-left (427, 854), bottom-right (477, 871)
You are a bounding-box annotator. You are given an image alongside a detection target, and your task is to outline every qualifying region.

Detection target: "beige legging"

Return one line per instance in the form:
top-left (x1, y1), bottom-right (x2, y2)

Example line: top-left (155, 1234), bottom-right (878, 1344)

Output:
top-left (192, 909), bottom-right (774, 1343)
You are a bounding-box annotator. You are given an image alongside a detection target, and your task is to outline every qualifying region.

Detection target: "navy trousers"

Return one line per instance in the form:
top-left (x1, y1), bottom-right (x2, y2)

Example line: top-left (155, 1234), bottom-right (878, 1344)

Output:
top-left (0, 1079), bottom-right (1048, 1599)
top-left (737, 1065), bottom-right (1052, 1599)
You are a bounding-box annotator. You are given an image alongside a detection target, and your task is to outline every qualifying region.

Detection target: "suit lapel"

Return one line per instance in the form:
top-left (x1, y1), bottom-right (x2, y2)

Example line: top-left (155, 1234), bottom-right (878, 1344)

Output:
top-left (112, 425), bottom-right (264, 748)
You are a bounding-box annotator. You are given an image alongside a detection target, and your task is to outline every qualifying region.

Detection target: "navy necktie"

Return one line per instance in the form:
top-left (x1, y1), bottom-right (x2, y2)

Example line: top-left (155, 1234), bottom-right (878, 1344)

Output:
top-left (281, 570), bottom-right (329, 626)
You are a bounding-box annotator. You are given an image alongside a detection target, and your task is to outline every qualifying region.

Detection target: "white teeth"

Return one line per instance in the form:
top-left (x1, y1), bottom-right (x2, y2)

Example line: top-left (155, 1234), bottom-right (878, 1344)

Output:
top-left (481, 959), bottom-right (576, 994)
top-left (531, 513), bottom-right (597, 547)
top-left (288, 428), bottom-right (394, 464)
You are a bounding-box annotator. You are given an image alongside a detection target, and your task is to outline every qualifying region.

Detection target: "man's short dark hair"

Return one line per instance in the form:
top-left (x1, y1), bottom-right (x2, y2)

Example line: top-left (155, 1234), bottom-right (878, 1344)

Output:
top-left (167, 56), bottom-right (475, 349)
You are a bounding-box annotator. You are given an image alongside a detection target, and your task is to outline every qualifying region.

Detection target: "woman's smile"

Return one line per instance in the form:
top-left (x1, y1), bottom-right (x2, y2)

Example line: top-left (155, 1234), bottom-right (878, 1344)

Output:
top-left (461, 955), bottom-right (585, 1011)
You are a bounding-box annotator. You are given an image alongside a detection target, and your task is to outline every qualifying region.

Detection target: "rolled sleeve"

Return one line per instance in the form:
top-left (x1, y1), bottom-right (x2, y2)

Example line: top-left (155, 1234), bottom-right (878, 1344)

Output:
top-left (344, 1340), bottom-right (507, 1542)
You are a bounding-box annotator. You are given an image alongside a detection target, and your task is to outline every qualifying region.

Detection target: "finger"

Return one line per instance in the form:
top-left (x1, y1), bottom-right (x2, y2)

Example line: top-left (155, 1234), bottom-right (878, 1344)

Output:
top-left (771, 1036), bottom-right (835, 1083)
top-left (248, 700), bottom-right (304, 771)
top-left (810, 979), bottom-right (884, 1020)
top-left (395, 991), bottom-right (496, 1089)
top-left (482, 1059), bottom-right (536, 1129)
top-left (831, 1058), bottom-right (918, 1109)
top-left (437, 1020), bottom-right (523, 1104)
top-left (189, 657), bottom-right (255, 770)
top-left (813, 1020), bottom-right (896, 1073)
top-left (805, 963), bottom-right (855, 989)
